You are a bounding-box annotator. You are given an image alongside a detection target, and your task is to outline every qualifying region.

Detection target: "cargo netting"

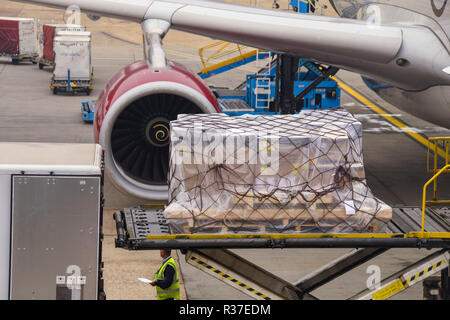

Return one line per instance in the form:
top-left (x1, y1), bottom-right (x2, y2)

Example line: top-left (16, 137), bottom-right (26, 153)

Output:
top-left (165, 111), bottom-right (392, 234)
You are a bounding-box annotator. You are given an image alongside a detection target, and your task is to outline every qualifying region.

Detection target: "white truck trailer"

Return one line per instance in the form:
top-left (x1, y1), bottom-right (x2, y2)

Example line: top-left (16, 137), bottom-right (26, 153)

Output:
top-left (51, 32), bottom-right (94, 95)
top-left (0, 17), bottom-right (38, 64)
top-left (0, 143), bottom-right (105, 300)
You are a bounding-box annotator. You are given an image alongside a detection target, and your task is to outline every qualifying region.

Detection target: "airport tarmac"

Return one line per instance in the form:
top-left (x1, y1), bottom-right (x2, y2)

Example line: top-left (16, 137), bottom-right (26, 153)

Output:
top-left (1, 0), bottom-right (450, 300)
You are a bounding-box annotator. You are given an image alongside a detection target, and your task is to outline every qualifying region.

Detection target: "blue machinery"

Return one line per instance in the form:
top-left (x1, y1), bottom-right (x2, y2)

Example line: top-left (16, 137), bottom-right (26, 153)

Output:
top-left (53, 69), bottom-right (94, 96)
top-left (198, 1), bottom-right (341, 116)
top-left (209, 58), bottom-right (341, 116)
top-left (81, 100), bottom-right (95, 123)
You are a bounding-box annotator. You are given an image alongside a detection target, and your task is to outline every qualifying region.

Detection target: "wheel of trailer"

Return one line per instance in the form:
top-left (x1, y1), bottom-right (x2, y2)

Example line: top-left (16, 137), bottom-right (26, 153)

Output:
top-left (32, 60), bottom-right (37, 65)
top-left (86, 88), bottom-right (92, 96)
top-left (53, 88), bottom-right (58, 95)
top-left (39, 63), bottom-right (44, 70)
top-left (12, 59), bottom-right (19, 65)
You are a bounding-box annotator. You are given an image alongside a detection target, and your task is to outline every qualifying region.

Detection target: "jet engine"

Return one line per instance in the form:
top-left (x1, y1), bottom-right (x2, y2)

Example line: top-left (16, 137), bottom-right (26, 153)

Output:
top-left (94, 60), bottom-right (220, 201)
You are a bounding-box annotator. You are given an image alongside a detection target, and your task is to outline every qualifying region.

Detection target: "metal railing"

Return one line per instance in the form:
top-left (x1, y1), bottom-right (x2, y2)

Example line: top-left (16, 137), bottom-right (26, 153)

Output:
top-left (421, 164), bottom-right (450, 234)
top-left (411, 137), bottom-right (450, 238)
top-left (198, 41), bottom-right (261, 75)
top-left (426, 137), bottom-right (450, 205)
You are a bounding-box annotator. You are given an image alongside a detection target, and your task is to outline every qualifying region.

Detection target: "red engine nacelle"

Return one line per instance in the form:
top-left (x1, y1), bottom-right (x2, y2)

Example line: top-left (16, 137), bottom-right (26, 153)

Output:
top-left (94, 60), bottom-right (220, 200)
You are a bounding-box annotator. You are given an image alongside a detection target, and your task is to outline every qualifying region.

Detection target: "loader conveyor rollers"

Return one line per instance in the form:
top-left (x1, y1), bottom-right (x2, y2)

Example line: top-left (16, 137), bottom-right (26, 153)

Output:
top-left (114, 206), bottom-right (450, 250)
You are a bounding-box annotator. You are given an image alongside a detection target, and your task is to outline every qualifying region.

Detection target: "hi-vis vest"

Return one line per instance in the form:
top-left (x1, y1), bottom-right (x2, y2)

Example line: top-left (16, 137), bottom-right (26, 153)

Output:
top-left (154, 257), bottom-right (180, 300)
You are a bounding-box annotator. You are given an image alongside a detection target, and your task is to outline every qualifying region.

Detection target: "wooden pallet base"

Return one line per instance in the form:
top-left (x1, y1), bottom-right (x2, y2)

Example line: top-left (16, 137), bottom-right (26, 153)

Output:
top-left (172, 219), bottom-right (381, 234)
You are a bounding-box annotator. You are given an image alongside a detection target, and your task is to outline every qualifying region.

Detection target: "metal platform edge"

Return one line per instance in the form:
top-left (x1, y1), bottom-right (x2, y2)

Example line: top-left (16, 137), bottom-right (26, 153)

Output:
top-left (114, 208), bottom-right (450, 250)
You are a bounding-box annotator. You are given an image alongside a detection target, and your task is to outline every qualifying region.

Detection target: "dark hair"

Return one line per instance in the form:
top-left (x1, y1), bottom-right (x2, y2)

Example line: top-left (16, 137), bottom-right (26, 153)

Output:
top-left (163, 249), bottom-right (171, 256)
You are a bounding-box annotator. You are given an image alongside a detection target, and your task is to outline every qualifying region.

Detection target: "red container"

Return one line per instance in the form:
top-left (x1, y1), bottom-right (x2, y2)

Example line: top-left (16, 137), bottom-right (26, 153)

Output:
top-left (0, 19), bottom-right (19, 55)
top-left (42, 24), bottom-right (55, 62)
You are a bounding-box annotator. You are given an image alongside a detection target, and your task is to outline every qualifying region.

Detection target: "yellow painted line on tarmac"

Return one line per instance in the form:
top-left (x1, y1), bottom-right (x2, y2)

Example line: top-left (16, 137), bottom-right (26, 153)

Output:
top-left (332, 76), bottom-right (447, 159)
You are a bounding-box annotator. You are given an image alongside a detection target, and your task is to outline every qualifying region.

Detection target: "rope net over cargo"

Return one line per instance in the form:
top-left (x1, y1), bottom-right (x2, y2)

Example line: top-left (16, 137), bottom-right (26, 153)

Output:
top-left (165, 111), bottom-right (392, 234)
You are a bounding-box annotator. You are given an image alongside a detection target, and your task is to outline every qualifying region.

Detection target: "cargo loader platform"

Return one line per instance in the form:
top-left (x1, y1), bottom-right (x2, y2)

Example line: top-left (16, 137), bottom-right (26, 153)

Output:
top-left (113, 206), bottom-right (450, 300)
top-left (114, 206), bottom-right (450, 250)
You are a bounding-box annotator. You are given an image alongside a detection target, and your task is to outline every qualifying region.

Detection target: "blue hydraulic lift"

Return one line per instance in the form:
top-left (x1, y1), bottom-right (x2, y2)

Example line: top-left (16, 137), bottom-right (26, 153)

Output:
top-left (199, 1), bottom-right (341, 116)
top-left (214, 58), bottom-right (341, 116)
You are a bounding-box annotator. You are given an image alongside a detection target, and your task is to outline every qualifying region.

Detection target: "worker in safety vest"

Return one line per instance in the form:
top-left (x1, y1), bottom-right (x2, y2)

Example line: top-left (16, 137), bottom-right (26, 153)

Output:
top-left (151, 249), bottom-right (180, 300)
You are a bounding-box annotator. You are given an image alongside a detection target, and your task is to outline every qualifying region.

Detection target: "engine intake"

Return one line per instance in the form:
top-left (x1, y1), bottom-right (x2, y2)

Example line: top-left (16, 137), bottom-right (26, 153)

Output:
top-left (111, 93), bottom-right (202, 185)
top-left (95, 60), bottom-right (219, 200)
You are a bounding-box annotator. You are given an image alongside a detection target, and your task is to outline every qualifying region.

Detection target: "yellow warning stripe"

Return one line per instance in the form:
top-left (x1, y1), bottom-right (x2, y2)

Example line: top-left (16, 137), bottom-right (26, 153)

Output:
top-left (332, 76), bottom-right (447, 159)
top-left (402, 259), bottom-right (446, 287)
top-left (409, 232), bottom-right (450, 239)
top-left (201, 50), bottom-right (260, 74)
top-left (191, 257), bottom-right (271, 300)
top-left (372, 279), bottom-right (405, 300)
top-left (372, 259), bottom-right (447, 300)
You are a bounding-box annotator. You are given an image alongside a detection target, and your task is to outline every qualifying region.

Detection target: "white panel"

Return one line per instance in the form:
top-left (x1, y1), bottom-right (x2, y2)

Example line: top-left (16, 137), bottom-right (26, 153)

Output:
top-left (53, 36), bottom-right (91, 80)
top-left (18, 19), bottom-right (38, 56)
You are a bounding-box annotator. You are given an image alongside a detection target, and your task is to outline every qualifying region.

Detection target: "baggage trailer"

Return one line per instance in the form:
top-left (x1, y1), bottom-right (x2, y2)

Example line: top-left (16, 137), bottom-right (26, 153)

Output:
top-left (0, 17), bottom-right (38, 64)
top-left (38, 24), bottom-right (86, 70)
top-left (0, 143), bottom-right (105, 300)
top-left (51, 33), bottom-right (94, 95)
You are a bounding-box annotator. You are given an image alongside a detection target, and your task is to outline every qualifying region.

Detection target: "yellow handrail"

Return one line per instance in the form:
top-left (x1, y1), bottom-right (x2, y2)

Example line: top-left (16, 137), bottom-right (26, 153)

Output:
top-left (425, 137), bottom-right (450, 204)
top-left (198, 41), bottom-right (264, 74)
top-left (427, 137), bottom-right (450, 174)
top-left (421, 164), bottom-right (450, 233)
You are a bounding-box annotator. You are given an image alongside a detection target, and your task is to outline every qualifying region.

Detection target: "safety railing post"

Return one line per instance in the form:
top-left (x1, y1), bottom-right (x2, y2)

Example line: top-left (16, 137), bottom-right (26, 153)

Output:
top-left (422, 164), bottom-right (450, 233)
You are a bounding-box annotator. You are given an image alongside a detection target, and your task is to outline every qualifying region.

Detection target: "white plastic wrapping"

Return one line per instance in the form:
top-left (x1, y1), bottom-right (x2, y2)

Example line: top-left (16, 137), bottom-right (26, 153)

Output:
top-left (165, 111), bottom-right (392, 234)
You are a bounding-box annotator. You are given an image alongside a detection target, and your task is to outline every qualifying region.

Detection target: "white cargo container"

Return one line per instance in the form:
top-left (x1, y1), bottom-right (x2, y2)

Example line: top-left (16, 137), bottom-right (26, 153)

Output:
top-left (0, 17), bottom-right (38, 64)
top-left (38, 24), bottom-right (86, 68)
top-left (0, 143), bottom-right (105, 300)
top-left (51, 34), bottom-right (93, 95)
top-left (56, 30), bottom-right (91, 38)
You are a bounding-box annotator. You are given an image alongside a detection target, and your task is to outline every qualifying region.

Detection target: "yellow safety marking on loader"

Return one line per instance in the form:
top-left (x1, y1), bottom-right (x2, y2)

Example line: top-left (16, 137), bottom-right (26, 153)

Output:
top-left (372, 279), bottom-right (405, 300)
top-left (190, 256), bottom-right (271, 300)
top-left (333, 77), bottom-right (447, 159)
top-left (371, 259), bottom-right (447, 300)
top-left (401, 259), bottom-right (446, 287)
top-left (409, 232), bottom-right (450, 239)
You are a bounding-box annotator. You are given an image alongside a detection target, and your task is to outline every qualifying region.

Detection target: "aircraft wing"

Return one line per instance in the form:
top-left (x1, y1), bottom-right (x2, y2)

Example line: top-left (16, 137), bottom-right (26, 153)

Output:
top-left (10, 0), bottom-right (450, 90)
